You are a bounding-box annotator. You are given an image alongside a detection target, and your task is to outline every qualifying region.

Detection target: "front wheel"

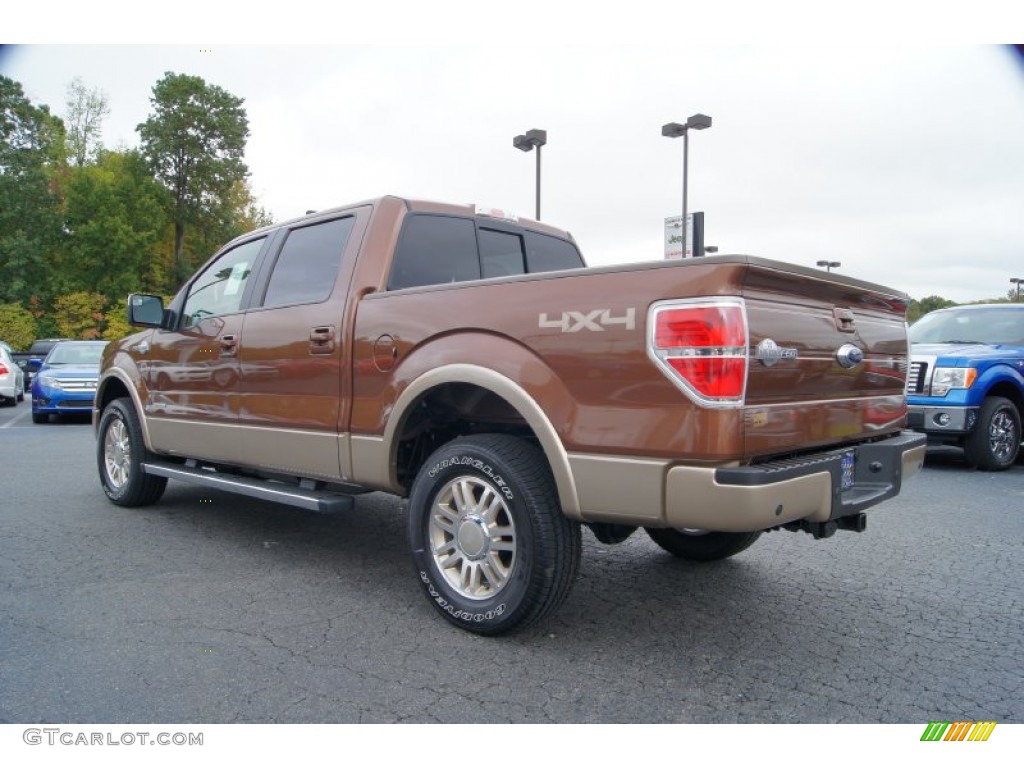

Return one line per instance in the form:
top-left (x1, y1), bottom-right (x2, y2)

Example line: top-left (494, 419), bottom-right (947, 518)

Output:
top-left (407, 434), bottom-right (581, 635)
top-left (97, 397), bottom-right (167, 506)
top-left (963, 396), bottom-right (1021, 471)
top-left (645, 527), bottom-right (762, 561)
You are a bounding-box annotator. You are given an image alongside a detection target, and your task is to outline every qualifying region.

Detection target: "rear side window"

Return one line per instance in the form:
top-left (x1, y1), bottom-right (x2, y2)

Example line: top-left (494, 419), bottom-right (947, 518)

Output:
top-left (526, 231), bottom-right (584, 272)
top-left (389, 216), bottom-right (479, 290)
top-left (479, 228), bottom-right (525, 278)
top-left (388, 213), bottom-right (583, 290)
top-left (262, 217), bottom-right (355, 308)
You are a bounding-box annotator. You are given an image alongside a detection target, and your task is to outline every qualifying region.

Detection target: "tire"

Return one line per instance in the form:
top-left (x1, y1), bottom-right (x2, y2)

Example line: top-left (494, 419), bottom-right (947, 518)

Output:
top-left (17, 388), bottom-right (24, 402)
top-left (963, 396), bottom-right (1021, 471)
top-left (32, 411), bottom-right (47, 424)
top-left (0, 395), bottom-right (12, 407)
top-left (644, 527), bottom-right (762, 561)
top-left (97, 397), bottom-right (167, 506)
top-left (407, 434), bottom-right (581, 635)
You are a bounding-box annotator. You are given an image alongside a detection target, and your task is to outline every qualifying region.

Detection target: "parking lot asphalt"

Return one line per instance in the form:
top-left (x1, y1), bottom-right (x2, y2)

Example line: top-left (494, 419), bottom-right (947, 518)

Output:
top-left (1, 406), bottom-right (1021, 724)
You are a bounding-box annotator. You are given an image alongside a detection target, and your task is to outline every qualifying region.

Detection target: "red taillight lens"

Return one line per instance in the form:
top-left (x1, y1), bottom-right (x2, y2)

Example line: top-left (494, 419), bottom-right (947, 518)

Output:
top-left (648, 300), bottom-right (748, 404)
top-left (655, 306), bottom-right (746, 349)
top-left (0, 363), bottom-right (9, 375)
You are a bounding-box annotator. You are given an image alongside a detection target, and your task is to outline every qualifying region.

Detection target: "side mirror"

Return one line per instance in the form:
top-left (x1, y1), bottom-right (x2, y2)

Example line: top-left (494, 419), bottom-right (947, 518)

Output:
top-left (128, 294), bottom-right (166, 327)
top-left (28, 358), bottom-right (42, 367)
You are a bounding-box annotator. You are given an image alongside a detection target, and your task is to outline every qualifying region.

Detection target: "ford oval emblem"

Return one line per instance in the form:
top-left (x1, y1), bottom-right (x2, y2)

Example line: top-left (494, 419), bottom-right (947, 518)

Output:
top-left (836, 344), bottom-right (864, 368)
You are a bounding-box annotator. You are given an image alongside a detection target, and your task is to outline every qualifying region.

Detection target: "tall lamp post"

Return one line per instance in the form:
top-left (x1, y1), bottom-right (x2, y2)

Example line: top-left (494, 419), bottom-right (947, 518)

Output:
top-left (662, 114), bottom-right (712, 255)
top-left (513, 128), bottom-right (547, 220)
top-left (1012, 277), bottom-right (1024, 302)
top-left (817, 260), bottom-right (841, 272)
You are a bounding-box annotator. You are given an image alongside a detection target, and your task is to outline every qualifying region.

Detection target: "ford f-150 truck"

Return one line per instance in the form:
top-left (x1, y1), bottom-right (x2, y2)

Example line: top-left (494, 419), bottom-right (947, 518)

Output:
top-left (907, 303), bottom-right (1024, 469)
top-left (95, 196), bottom-right (925, 634)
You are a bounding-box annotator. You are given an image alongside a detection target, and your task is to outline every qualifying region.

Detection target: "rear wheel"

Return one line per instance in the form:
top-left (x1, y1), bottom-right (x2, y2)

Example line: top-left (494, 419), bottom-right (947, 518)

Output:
top-left (97, 397), bottom-right (167, 506)
top-left (964, 396), bottom-right (1020, 471)
top-left (645, 527), bottom-right (762, 561)
top-left (407, 434), bottom-right (581, 635)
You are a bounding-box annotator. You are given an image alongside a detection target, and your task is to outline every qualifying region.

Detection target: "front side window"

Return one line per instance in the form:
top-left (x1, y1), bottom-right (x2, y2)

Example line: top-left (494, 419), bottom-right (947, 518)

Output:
top-left (262, 217), bottom-right (355, 308)
top-left (182, 238), bottom-right (264, 327)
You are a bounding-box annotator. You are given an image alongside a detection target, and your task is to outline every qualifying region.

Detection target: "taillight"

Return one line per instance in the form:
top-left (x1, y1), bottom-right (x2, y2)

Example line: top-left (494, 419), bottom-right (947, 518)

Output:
top-left (0, 363), bottom-right (8, 375)
top-left (647, 298), bottom-right (748, 406)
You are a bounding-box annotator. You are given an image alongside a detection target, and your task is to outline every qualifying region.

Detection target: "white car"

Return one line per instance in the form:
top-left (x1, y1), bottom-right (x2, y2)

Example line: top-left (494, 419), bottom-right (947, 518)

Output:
top-left (0, 346), bottom-right (26, 406)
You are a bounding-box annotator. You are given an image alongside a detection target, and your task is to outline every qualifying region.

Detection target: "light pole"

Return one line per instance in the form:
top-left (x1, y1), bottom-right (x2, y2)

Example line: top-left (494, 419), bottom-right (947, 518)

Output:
top-left (1012, 277), bottom-right (1023, 302)
top-left (513, 128), bottom-right (547, 220)
top-left (816, 260), bottom-right (841, 272)
top-left (662, 114), bottom-right (712, 255)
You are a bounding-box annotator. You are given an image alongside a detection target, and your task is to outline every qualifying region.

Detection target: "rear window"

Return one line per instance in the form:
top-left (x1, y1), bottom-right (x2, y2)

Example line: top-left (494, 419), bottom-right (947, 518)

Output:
top-left (526, 231), bottom-right (585, 272)
top-left (388, 214), bottom-right (583, 291)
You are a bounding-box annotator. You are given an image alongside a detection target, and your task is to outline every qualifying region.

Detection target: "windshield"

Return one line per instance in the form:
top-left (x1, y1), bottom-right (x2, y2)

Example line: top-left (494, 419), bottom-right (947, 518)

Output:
top-left (45, 343), bottom-right (107, 366)
top-left (910, 307), bottom-right (1024, 346)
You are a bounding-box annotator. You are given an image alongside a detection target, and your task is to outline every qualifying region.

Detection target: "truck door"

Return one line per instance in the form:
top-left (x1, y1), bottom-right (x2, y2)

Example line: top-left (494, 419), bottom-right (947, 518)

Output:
top-left (143, 236), bottom-right (266, 462)
top-left (235, 211), bottom-right (366, 481)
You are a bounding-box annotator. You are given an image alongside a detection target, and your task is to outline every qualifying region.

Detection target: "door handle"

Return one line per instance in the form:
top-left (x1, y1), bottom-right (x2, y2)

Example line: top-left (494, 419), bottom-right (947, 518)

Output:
top-left (219, 334), bottom-right (238, 357)
top-left (309, 326), bottom-right (336, 355)
top-left (833, 308), bottom-right (856, 333)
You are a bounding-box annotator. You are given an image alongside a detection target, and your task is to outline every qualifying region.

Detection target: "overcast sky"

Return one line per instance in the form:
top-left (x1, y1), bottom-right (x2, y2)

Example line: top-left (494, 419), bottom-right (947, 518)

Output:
top-left (3, 36), bottom-right (1023, 303)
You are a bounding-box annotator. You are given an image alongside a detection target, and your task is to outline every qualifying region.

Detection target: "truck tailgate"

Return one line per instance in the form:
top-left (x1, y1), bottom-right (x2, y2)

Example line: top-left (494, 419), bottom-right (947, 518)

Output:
top-left (740, 259), bottom-right (910, 459)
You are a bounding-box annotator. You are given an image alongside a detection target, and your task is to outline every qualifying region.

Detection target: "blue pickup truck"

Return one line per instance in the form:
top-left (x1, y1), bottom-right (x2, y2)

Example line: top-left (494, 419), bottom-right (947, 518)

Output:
top-left (907, 304), bottom-right (1024, 470)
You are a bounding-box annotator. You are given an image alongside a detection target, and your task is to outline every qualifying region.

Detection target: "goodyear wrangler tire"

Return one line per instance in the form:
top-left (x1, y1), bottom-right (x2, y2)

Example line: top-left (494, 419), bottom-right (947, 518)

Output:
top-left (644, 527), bottom-right (761, 562)
top-left (407, 434), bottom-right (581, 635)
top-left (97, 397), bottom-right (167, 507)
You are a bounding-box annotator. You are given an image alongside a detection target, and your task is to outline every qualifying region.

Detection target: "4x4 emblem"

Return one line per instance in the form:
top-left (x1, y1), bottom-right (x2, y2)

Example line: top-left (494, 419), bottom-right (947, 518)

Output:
top-left (755, 338), bottom-right (798, 367)
top-left (539, 308), bottom-right (636, 333)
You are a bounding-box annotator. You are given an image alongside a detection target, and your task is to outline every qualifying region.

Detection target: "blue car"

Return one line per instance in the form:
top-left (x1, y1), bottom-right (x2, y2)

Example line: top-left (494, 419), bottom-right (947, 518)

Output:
top-left (31, 340), bottom-right (108, 424)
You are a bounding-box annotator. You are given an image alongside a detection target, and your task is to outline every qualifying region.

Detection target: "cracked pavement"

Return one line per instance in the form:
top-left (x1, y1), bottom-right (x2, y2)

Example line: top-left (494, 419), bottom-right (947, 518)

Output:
top-left (1, 417), bottom-right (1021, 723)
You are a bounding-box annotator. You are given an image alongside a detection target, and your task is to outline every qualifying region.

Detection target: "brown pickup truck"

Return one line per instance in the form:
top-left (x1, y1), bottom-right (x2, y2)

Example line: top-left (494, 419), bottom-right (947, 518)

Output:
top-left (95, 195), bottom-right (925, 634)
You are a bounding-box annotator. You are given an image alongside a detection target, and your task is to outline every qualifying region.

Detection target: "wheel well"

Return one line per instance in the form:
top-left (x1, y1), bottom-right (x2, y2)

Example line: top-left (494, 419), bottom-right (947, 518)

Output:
top-left (394, 382), bottom-right (538, 489)
top-left (984, 382), bottom-right (1024, 417)
top-left (97, 377), bottom-right (130, 415)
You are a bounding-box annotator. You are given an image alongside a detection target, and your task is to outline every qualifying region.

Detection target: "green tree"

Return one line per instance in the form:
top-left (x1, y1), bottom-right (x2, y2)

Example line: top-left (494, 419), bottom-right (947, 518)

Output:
top-left (53, 291), bottom-right (106, 339)
top-left (907, 295), bottom-right (957, 324)
top-left (101, 297), bottom-right (134, 341)
top-left (0, 76), bottom-right (66, 306)
top-left (64, 77), bottom-right (110, 167)
top-left (137, 72), bottom-right (249, 287)
top-left (60, 149), bottom-right (170, 299)
top-left (187, 178), bottom-right (273, 268)
top-left (0, 302), bottom-right (38, 350)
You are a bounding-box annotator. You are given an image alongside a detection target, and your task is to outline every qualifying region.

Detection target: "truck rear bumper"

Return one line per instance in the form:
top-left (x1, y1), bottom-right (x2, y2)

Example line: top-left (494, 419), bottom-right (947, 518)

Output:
top-left (570, 431), bottom-right (926, 533)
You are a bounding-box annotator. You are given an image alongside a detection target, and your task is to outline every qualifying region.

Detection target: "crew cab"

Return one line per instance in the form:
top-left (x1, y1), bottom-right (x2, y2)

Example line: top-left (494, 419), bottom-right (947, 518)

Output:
top-left (907, 303), bottom-right (1024, 469)
top-left (95, 196), bottom-right (925, 634)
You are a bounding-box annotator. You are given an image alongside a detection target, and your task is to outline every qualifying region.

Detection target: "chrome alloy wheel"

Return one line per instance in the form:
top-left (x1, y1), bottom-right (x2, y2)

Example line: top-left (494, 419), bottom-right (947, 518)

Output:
top-left (989, 408), bottom-right (1018, 463)
top-left (429, 475), bottom-right (517, 600)
top-left (103, 417), bottom-right (131, 490)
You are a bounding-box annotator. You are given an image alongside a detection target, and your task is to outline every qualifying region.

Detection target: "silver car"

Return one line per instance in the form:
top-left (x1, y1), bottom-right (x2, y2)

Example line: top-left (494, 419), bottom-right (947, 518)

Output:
top-left (0, 346), bottom-right (26, 406)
